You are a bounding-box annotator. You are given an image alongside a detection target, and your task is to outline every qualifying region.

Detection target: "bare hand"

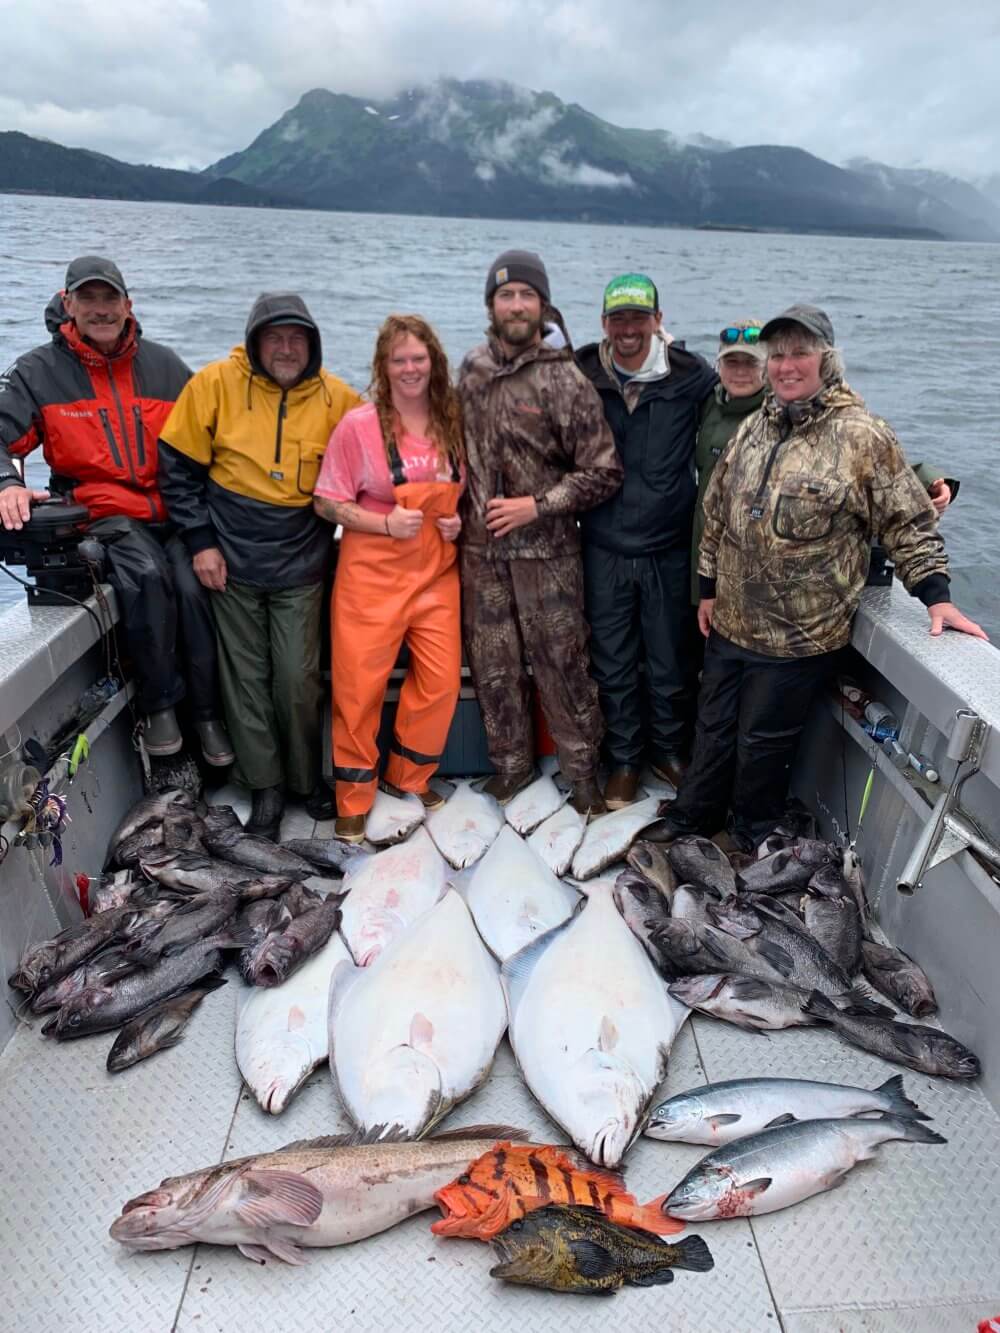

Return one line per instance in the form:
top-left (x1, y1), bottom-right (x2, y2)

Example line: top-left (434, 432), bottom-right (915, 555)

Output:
top-left (386, 504), bottom-right (424, 539)
top-left (697, 597), bottom-right (716, 638)
top-left (0, 485), bottom-right (50, 530)
top-left (927, 479), bottom-right (952, 513)
top-left (927, 601), bottom-right (989, 640)
top-left (193, 547), bottom-right (228, 592)
top-left (436, 514), bottom-right (462, 542)
top-left (486, 495), bottom-right (538, 537)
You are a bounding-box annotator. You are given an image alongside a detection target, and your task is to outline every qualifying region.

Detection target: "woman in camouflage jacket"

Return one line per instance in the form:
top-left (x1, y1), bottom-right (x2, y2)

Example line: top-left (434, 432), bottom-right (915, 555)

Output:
top-left (658, 303), bottom-right (987, 848)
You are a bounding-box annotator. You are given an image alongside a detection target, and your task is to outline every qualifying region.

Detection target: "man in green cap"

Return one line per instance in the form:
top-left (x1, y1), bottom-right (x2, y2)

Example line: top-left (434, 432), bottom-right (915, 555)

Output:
top-left (576, 275), bottom-right (716, 809)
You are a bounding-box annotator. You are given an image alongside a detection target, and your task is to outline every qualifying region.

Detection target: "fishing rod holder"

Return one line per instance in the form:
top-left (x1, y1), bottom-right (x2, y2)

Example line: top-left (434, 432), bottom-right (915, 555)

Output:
top-left (897, 708), bottom-right (999, 893)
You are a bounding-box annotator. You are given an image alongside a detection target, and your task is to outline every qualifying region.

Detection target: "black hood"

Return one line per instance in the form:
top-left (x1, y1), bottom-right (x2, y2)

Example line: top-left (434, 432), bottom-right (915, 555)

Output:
top-left (244, 292), bottom-right (322, 385)
top-left (45, 292), bottom-right (67, 335)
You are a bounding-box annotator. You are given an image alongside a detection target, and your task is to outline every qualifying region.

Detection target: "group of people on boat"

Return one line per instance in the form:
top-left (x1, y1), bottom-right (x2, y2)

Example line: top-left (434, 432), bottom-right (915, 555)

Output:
top-left (0, 249), bottom-right (987, 849)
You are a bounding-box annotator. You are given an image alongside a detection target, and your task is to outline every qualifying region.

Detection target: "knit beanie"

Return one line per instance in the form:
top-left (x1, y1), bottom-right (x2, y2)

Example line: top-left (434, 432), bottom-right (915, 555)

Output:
top-left (484, 250), bottom-right (550, 305)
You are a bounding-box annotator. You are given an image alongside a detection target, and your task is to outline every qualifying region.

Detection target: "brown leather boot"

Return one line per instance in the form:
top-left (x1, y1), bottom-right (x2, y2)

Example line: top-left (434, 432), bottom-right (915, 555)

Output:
top-left (481, 769), bottom-right (535, 806)
top-left (649, 754), bottom-right (690, 789)
top-left (569, 776), bottom-right (607, 820)
top-left (604, 766), bottom-right (641, 810)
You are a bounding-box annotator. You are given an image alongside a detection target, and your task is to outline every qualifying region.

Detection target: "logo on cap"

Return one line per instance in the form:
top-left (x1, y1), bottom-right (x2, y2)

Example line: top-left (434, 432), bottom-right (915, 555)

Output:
top-left (603, 274), bottom-right (658, 315)
top-left (495, 267), bottom-right (509, 287)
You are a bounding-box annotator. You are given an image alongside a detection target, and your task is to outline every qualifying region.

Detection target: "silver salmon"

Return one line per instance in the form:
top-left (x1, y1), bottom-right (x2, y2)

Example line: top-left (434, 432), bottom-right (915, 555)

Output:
top-left (647, 1073), bottom-right (929, 1145)
top-left (664, 1115), bottom-right (945, 1220)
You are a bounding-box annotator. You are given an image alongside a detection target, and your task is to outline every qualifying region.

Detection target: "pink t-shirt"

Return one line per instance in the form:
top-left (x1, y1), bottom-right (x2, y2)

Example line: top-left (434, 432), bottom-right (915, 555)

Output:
top-left (315, 402), bottom-right (462, 515)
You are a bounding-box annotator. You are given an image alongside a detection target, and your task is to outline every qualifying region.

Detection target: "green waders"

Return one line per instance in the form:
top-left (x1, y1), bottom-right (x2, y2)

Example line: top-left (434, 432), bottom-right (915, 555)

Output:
top-left (211, 579), bottom-right (323, 795)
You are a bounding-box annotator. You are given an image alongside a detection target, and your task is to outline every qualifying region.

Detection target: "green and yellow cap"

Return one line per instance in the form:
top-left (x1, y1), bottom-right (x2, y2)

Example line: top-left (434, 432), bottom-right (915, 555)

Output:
top-left (602, 273), bottom-right (659, 316)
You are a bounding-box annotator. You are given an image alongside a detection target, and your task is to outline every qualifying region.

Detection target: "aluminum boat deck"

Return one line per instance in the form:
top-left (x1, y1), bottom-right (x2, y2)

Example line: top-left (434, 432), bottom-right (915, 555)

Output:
top-left (2, 792), bottom-right (999, 1333)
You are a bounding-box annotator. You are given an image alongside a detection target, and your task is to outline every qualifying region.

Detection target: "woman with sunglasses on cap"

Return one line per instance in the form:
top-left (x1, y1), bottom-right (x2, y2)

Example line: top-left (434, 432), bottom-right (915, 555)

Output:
top-left (657, 302), bottom-right (987, 852)
top-left (313, 314), bottom-right (464, 844)
top-left (690, 320), bottom-right (767, 603)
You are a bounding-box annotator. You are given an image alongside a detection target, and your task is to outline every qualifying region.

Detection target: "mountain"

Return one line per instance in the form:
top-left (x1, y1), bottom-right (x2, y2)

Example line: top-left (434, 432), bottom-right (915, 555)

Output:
top-left (205, 79), bottom-right (1000, 241)
top-left (847, 158), bottom-right (1000, 238)
top-left (3, 81), bottom-right (998, 241)
top-left (0, 131), bottom-right (299, 209)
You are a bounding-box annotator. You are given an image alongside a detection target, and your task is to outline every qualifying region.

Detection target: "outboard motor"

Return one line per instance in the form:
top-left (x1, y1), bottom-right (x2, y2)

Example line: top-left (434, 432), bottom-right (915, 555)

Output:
top-left (0, 499), bottom-right (93, 605)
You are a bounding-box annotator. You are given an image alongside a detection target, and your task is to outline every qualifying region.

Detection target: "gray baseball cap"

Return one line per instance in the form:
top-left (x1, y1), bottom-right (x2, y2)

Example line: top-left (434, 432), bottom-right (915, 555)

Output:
top-left (760, 303), bottom-right (834, 346)
top-left (64, 255), bottom-right (128, 296)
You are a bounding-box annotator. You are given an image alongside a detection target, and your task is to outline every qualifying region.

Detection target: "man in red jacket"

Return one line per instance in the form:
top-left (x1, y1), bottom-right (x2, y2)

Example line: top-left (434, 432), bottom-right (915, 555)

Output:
top-left (0, 255), bottom-right (231, 764)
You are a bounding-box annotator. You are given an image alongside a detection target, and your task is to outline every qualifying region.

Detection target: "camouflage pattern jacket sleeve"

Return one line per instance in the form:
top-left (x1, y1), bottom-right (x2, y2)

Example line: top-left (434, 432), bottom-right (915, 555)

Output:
top-left (697, 381), bottom-right (949, 658)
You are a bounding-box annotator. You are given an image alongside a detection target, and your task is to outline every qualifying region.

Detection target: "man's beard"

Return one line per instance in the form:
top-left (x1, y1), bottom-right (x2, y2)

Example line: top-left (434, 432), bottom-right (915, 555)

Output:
top-left (491, 311), bottom-right (543, 347)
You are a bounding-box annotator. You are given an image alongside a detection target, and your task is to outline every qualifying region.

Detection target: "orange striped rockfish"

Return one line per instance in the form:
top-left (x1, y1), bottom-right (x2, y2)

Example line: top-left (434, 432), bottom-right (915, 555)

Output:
top-left (431, 1142), bottom-right (684, 1241)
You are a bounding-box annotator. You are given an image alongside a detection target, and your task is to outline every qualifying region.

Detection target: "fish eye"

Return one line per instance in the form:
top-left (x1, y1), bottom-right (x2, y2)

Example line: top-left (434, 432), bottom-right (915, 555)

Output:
top-left (509, 1220), bottom-right (522, 1232)
top-left (69, 1012), bottom-right (81, 1026)
top-left (457, 1174), bottom-right (471, 1185)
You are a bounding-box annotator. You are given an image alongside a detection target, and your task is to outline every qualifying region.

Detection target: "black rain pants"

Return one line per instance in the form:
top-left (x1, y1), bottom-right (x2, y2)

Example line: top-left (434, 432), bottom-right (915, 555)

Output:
top-left (88, 517), bottom-right (221, 721)
top-left (671, 629), bottom-right (837, 845)
top-left (583, 543), bottom-right (700, 769)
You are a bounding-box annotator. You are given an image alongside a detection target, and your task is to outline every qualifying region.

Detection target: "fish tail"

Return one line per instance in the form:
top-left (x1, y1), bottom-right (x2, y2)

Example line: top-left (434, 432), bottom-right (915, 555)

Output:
top-left (892, 1117), bottom-right (947, 1146)
top-left (669, 1234), bottom-right (715, 1273)
top-left (611, 1195), bottom-right (687, 1236)
top-left (875, 1074), bottom-right (931, 1120)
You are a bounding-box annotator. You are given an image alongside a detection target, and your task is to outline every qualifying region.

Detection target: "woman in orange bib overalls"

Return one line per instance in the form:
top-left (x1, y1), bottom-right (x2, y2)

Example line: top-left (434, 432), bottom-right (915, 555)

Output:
top-left (314, 314), bottom-right (464, 843)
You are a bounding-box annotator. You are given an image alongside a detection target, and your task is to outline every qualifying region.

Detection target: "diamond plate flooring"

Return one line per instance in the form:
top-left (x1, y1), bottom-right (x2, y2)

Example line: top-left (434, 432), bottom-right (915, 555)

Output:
top-left (2, 809), bottom-right (999, 1332)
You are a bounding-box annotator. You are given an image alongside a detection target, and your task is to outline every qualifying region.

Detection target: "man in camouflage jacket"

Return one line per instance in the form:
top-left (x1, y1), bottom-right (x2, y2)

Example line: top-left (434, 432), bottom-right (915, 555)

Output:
top-left (659, 303), bottom-right (987, 847)
top-left (458, 250), bottom-right (623, 817)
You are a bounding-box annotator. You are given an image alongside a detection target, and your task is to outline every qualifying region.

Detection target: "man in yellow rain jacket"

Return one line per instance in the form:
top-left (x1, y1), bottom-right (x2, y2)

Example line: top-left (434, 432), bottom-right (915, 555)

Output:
top-left (158, 293), bottom-right (360, 839)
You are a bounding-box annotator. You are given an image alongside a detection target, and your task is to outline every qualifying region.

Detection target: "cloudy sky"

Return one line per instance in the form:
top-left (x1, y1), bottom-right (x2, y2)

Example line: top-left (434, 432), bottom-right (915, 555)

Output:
top-left (2, 0), bottom-right (997, 180)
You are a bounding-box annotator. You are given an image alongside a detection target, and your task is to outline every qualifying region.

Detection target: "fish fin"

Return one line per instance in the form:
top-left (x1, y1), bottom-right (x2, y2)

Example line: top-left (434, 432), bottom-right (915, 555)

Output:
top-left (843, 986), bottom-right (895, 1018)
top-left (262, 1236), bottom-right (309, 1266)
top-left (728, 975), bottom-right (777, 999)
top-left (742, 1177), bottom-right (773, 1196)
top-left (727, 1017), bottom-right (767, 1034)
top-left (707, 1113), bottom-right (742, 1129)
top-left (567, 1237), bottom-right (621, 1279)
top-left (234, 1170), bottom-right (324, 1229)
top-left (237, 1243), bottom-right (274, 1265)
top-left (277, 1124), bottom-right (414, 1150)
top-left (820, 1166), bottom-right (852, 1191)
top-left (802, 989), bottom-right (838, 1022)
top-left (896, 1120), bottom-right (947, 1145)
top-left (764, 1113), bottom-right (796, 1128)
top-left (204, 928), bottom-right (256, 950)
top-left (874, 1074), bottom-right (931, 1121)
top-left (628, 1270), bottom-right (675, 1287)
top-left (429, 1124), bottom-right (533, 1143)
top-left (410, 1012), bottom-right (435, 1049)
top-left (756, 940), bottom-right (794, 977)
top-left (625, 1196), bottom-right (686, 1235)
top-left (501, 916), bottom-right (574, 1018)
top-left (707, 909), bottom-right (759, 941)
top-left (670, 1234), bottom-right (715, 1272)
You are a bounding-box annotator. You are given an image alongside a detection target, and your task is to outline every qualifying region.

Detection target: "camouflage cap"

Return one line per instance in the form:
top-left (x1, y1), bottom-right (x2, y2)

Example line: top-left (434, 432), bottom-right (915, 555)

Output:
top-left (718, 318), bottom-right (766, 361)
top-left (760, 303), bottom-right (835, 346)
top-left (602, 274), bottom-right (659, 316)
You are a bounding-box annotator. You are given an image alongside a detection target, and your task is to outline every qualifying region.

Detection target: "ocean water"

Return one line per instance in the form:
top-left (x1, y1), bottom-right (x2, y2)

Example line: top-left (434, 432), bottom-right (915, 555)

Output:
top-left (0, 193), bottom-right (998, 632)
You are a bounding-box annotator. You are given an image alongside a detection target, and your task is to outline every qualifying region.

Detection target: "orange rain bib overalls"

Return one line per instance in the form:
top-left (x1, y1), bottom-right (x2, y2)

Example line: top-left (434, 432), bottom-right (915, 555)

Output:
top-left (331, 442), bottom-right (462, 817)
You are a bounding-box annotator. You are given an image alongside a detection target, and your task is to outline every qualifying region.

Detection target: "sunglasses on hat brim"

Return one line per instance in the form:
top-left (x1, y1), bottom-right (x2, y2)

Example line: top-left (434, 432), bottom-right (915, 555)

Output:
top-left (720, 326), bottom-right (762, 345)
